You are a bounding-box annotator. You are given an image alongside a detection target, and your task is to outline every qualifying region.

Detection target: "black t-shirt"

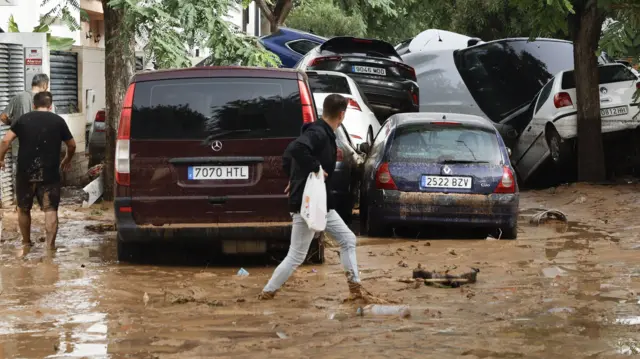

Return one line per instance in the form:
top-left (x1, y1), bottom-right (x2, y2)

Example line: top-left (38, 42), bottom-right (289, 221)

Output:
top-left (11, 111), bottom-right (73, 183)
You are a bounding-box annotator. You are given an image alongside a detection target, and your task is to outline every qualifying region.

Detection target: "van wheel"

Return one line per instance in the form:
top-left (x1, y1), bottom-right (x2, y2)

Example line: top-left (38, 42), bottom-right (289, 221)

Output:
top-left (367, 126), bottom-right (374, 145)
top-left (498, 224), bottom-right (518, 240)
top-left (117, 239), bottom-right (144, 263)
top-left (546, 126), bottom-right (572, 166)
top-left (305, 235), bottom-right (325, 264)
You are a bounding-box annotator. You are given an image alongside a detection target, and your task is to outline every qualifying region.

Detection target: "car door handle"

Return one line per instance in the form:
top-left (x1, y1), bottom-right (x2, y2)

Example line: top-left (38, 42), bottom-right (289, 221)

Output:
top-left (208, 196), bottom-right (227, 205)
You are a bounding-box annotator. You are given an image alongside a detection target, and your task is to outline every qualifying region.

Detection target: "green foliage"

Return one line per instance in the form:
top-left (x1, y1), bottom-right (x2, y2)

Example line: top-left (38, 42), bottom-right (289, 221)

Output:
top-left (106, 0), bottom-right (280, 68)
top-left (286, 0), bottom-right (366, 37)
top-left (7, 14), bottom-right (75, 51)
top-left (40, 0), bottom-right (90, 31)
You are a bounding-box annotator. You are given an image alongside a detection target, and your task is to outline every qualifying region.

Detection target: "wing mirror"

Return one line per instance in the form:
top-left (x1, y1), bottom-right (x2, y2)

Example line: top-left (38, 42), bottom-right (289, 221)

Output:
top-left (357, 142), bottom-right (371, 154)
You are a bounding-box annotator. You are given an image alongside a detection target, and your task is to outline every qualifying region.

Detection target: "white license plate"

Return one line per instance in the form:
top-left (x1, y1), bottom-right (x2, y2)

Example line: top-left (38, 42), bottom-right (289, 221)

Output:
top-left (601, 106), bottom-right (628, 118)
top-left (352, 65), bottom-right (386, 76)
top-left (188, 166), bottom-right (248, 180)
top-left (422, 175), bottom-right (472, 189)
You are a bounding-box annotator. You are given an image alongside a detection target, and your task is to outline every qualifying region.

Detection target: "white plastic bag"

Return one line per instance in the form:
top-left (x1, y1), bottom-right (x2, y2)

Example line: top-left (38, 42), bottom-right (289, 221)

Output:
top-left (300, 165), bottom-right (327, 231)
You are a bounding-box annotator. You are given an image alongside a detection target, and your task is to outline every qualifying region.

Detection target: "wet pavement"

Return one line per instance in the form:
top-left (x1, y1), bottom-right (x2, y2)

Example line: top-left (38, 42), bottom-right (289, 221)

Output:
top-left (1, 183), bottom-right (640, 358)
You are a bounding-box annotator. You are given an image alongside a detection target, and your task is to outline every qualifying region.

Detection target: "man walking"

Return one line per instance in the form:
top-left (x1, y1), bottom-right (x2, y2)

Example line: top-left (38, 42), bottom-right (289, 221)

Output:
top-left (259, 94), bottom-right (369, 301)
top-left (0, 74), bottom-right (52, 125)
top-left (0, 91), bottom-right (76, 249)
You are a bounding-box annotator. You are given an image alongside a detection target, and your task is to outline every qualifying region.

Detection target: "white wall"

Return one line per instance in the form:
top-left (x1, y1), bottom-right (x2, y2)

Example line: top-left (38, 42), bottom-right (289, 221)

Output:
top-left (0, 0), bottom-right (82, 45)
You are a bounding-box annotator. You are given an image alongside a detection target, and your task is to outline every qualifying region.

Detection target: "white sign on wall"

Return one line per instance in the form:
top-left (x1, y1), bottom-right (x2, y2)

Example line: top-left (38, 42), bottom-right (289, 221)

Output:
top-left (0, 0), bottom-right (19, 5)
top-left (24, 47), bottom-right (43, 89)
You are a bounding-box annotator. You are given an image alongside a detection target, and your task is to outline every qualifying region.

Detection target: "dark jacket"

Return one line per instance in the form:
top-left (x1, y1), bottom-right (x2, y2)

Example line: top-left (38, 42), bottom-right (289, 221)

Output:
top-left (283, 119), bottom-right (337, 213)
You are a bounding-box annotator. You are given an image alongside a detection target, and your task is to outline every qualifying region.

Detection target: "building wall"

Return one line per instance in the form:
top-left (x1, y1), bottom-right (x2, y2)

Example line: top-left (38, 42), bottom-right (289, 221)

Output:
top-left (0, 0), bottom-right (82, 45)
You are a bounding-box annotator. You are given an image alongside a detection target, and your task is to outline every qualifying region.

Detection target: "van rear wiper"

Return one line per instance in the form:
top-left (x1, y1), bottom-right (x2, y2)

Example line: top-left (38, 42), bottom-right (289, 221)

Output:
top-left (438, 160), bottom-right (490, 164)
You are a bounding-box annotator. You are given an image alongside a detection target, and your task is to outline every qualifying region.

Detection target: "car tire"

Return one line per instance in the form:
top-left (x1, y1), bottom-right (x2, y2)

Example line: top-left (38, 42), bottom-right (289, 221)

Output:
top-left (499, 224), bottom-right (518, 240)
top-left (117, 238), bottom-right (144, 263)
top-left (367, 126), bottom-right (374, 145)
top-left (546, 126), bottom-right (572, 167)
top-left (305, 235), bottom-right (325, 264)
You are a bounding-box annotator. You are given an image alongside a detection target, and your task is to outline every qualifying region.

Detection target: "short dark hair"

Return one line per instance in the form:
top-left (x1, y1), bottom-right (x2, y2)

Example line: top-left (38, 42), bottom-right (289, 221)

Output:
top-left (33, 91), bottom-right (53, 109)
top-left (32, 73), bottom-right (49, 88)
top-left (322, 94), bottom-right (348, 119)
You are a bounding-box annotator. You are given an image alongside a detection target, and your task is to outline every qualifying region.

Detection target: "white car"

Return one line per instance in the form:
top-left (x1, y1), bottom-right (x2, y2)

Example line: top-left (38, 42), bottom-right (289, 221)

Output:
top-left (510, 63), bottom-right (640, 182)
top-left (306, 70), bottom-right (381, 145)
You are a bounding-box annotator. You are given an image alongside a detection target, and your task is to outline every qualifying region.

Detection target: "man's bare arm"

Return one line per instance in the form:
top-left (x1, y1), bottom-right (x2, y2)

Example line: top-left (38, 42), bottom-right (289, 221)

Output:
top-left (60, 139), bottom-right (77, 171)
top-left (0, 113), bottom-right (9, 125)
top-left (0, 130), bottom-right (17, 167)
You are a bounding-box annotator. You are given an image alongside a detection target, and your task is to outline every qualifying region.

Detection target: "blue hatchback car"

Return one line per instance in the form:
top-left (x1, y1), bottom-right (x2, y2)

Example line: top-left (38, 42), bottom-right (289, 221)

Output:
top-left (358, 112), bottom-right (519, 239)
top-left (259, 28), bottom-right (326, 68)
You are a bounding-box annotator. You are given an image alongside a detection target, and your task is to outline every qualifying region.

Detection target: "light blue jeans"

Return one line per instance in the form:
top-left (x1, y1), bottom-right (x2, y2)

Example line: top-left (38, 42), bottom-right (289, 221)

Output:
top-left (263, 210), bottom-right (360, 293)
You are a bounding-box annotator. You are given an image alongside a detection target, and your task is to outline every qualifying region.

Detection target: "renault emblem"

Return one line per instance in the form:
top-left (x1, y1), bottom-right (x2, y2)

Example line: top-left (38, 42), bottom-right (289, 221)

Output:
top-left (442, 165), bottom-right (452, 175)
top-left (211, 140), bottom-right (222, 152)
top-left (600, 87), bottom-right (607, 95)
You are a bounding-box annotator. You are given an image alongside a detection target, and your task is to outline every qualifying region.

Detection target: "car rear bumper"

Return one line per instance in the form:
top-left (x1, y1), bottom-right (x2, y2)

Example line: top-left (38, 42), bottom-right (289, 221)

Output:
top-left (369, 190), bottom-right (518, 227)
top-left (115, 198), bottom-right (293, 252)
top-left (349, 75), bottom-right (419, 112)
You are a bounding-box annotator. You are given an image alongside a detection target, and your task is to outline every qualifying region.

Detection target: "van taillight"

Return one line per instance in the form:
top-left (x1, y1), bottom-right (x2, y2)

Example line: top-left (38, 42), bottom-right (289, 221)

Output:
top-left (494, 166), bottom-right (516, 194)
top-left (95, 110), bottom-right (106, 132)
top-left (298, 80), bottom-right (315, 124)
top-left (375, 162), bottom-right (397, 190)
top-left (115, 83), bottom-right (135, 187)
top-left (553, 92), bottom-right (573, 108)
top-left (95, 110), bottom-right (105, 122)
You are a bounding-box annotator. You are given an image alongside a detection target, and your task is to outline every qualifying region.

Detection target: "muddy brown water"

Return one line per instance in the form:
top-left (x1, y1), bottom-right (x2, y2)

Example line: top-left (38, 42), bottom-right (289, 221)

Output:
top-left (1, 184), bottom-right (640, 358)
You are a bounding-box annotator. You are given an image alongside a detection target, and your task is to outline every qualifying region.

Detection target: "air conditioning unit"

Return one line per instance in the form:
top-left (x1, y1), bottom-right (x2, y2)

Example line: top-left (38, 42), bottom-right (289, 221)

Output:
top-left (0, 0), bottom-right (19, 6)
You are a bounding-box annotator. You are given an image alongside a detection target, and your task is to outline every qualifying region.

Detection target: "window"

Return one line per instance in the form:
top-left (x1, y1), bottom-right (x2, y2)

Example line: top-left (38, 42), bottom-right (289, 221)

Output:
top-left (131, 77), bottom-right (302, 140)
top-left (535, 79), bottom-right (554, 114)
top-left (287, 40), bottom-right (321, 55)
top-left (561, 64), bottom-right (638, 89)
top-left (455, 40), bottom-right (609, 123)
top-left (390, 125), bottom-right (502, 164)
top-left (307, 74), bottom-right (351, 94)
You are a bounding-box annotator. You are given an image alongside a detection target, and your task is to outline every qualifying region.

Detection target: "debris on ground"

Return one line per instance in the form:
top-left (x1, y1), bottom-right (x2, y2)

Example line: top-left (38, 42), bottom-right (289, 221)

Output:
top-left (237, 268), bottom-right (249, 276)
top-left (530, 209), bottom-right (568, 225)
top-left (163, 288), bottom-right (224, 307)
top-left (357, 304), bottom-right (411, 318)
top-left (82, 171), bottom-right (104, 207)
top-left (143, 292), bottom-right (149, 306)
top-left (407, 264), bottom-right (480, 288)
top-left (85, 223), bottom-right (116, 233)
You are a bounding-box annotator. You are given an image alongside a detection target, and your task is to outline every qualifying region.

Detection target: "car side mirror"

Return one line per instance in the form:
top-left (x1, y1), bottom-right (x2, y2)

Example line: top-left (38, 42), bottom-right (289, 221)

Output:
top-left (357, 142), bottom-right (371, 154)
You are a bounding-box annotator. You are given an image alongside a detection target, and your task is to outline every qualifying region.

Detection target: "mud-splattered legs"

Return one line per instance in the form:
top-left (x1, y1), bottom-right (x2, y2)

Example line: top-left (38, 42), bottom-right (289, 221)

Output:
top-left (44, 210), bottom-right (58, 249)
top-left (323, 210), bottom-right (360, 283)
top-left (17, 209), bottom-right (31, 245)
top-left (262, 214), bottom-right (315, 293)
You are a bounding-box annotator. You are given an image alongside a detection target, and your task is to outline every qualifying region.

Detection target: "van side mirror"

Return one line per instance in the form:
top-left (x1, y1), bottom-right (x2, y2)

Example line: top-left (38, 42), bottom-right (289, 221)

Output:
top-left (357, 142), bottom-right (371, 154)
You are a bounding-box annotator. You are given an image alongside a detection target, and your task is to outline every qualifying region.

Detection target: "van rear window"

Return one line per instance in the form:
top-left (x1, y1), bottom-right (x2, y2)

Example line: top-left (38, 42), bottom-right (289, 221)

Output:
top-left (561, 65), bottom-right (638, 89)
top-left (131, 77), bottom-right (302, 140)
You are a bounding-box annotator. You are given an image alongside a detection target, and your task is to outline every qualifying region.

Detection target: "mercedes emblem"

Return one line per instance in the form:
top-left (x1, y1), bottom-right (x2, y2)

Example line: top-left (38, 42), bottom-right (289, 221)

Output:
top-left (211, 140), bottom-right (223, 152)
top-left (442, 165), bottom-right (452, 175)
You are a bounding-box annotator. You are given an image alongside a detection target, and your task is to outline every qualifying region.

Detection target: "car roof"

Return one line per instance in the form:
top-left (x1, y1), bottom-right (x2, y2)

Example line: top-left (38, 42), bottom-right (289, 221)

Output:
top-left (132, 66), bottom-right (302, 82)
top-left (392, 112), bottom-right (498, 132)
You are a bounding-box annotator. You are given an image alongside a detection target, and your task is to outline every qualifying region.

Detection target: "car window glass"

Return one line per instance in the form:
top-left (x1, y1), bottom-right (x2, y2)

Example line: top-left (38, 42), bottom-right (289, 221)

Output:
top-left (372, 121), bottom-right (391, 154)
top-left (131, 77), bottom-right (302, 140)
top-left (339, 125), bottom-right (355, 149)
top-left (561, 65), bottom-right (638, 89)
top-left (535, 79), bottom-right (554, 113)
top-left (307, 74), bottom-right (352, 94)
top-left (391, 125), bottom-right (502, 164)
top-left (352, 80), bottom-right (373, 109)
top-left (288, 40), bottom-right (320, 55)
top-left (455, 40), bottom-right (604, 123)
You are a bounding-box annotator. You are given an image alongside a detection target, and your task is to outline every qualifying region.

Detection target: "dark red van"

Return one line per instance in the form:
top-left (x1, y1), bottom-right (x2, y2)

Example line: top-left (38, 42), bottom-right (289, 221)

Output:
top-left (113, 67), bottom-right (324, 263)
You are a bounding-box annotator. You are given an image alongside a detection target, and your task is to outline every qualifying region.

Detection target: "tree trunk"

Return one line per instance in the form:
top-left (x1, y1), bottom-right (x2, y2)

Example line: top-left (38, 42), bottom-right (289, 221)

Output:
top-left (570, 1), bottom-right (606, 182)
top-left (102, 1), bottom-right (135, 200)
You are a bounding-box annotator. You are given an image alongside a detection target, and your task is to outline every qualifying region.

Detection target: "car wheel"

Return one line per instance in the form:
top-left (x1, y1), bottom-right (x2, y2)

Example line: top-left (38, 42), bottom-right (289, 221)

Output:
top-left (305, 235), bottom-right (325, 264)
top-left (367, 126), bottom-right (374, 145)
top-left (546, 126), bottom-right (572, 166)
top-left (499, 224), bottom-right (518, 240)
top-left (117, 238), bottom-right (144, 263)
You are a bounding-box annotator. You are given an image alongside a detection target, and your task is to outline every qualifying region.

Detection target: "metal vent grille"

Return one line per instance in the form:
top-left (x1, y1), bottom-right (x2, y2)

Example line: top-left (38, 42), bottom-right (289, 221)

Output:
top-left (0, 42), bottom-right (25, 207)
top-left (49, 50), bottom-right (79, 114)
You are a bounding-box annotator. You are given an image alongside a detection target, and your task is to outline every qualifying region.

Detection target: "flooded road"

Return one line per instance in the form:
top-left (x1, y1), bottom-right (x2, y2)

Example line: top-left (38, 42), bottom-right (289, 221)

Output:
top-left (1, 183), bottom-right (640, 358)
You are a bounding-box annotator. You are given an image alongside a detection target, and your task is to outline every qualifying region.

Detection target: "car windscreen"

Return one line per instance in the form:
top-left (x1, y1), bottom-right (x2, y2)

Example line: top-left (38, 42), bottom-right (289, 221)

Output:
top-left (561, 65), bottom-right (638, 89)
top-left (307, 74), bottom-right (352, 94)
top-left (390, 124), bottom-right (503, 164)
top-left (131, 77), bottom-right (302, 140)
top-left (455, 39), bottom-right (609, 123)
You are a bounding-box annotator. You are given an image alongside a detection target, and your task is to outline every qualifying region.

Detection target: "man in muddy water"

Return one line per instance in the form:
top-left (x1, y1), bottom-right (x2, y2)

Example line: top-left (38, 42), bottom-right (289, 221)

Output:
top-left (258, 94), bottom-right (371, 301)
top-left (0, 91), bottom-right (76, 249)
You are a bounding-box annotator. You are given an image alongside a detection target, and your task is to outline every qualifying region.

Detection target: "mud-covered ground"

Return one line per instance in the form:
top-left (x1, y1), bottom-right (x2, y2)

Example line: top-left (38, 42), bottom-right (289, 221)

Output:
top-left (1, 184), bottom-right (640, 358)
